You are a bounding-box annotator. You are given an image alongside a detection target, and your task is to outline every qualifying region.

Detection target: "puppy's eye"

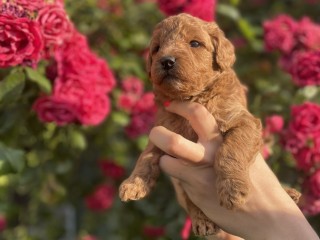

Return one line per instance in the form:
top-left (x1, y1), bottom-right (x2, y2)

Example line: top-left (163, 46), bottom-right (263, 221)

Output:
top-left (152, 45), bottom-right (160, 54)
top-left (190, 40), bottom-right (201, 48)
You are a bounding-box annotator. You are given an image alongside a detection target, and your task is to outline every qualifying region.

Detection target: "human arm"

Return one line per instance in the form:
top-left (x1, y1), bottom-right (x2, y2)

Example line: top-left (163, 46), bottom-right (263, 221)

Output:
top-left (149, 101), bottom-right (319, 240)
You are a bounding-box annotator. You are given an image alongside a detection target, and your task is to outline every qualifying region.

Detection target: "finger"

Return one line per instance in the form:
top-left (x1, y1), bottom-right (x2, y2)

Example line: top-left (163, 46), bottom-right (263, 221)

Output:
top-left (165, 101), bottom-right (220, 141)
top-left (149, 126), bottom-right (205, 163)
top-left (159, 154), bottom-right (191, 181)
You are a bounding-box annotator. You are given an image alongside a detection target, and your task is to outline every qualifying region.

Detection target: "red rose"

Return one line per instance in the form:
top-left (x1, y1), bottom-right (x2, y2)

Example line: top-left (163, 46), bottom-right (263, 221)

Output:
top-left (289, 102), bottom-right (320, 135)
top-left (306, 170), bottom-right (320, 198)
top-left (99, 160), bottom-right (125, 180)
top-left (54, 73), bottom-right (91, 103)
top-left (288, 51), bottom-right (320, 86)
top-left (56, 32), bottom-right (115, 93)
top-left (77, 93), bottom-right (111, 126)
top-left (157, 0), bottom-right (215, 21)
top-left (85, 184), bottom-right (115, 211)
top-left (263, 14), bottom-right (297, 54)
top-left (0, 215), bottom-right (6, 232)
top-left (296, 17), bottom-right (320, 51)
top-left (0, 15), bottom-right (43, 67)
top-left (157, 0), bottom-right (187, 15)
top-left (13, 0), bottom-right (45, 12)
top-left (183, 0), bottom-right (215, 22)
top-left (37, 4), bottom-right (73, 47)
top-left (265, 115), bottom-right (284, 134)
top-left (54, 75), bottom-right (111, 126)
top-left (282, 130), bottom-right (307, 154)
top-left (143, 225), bottom-right (165, 238)
top-left (125, 93), bottom-right (157, 138)
top-left (33, 96), bottom-right (78, 126)
top-left (300, 194), bottom-right (320, 216)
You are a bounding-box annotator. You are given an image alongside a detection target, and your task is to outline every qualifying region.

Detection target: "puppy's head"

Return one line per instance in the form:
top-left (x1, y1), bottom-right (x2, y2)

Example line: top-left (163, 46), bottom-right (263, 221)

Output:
top-left (147, 13), bottom-right (235, 100)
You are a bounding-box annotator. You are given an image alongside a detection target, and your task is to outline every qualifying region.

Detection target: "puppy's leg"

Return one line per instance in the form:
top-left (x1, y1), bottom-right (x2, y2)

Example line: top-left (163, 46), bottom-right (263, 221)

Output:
top-left (216, 114), bottom-right (262, 210)
top-left (284, 187), bottom-right (301, 204)
top-left (183, 190), bottom-right (220, 236)
top-left (119, 142), bottom-right (162, 201)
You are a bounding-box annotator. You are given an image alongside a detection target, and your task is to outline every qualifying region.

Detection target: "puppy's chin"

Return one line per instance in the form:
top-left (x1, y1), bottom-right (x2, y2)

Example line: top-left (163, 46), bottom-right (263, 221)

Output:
top-left (152, 73), bottom-right (203, 100)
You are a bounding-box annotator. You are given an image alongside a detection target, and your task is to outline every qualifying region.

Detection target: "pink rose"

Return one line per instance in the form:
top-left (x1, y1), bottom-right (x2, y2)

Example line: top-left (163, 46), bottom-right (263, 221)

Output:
top-left (288, 51), bottom-right (320, 86)
top-left (265, 115), bottom-right (284, 134)
top-left (263, 14), bottom-right (298, 54)
top-left (306, 170), bottom-right (320, 198)
top-left (81, 235), bottom-right (97, 240)
top-left (262, 145), bottom-right (271, 159)
top-left (289, 102), bottom-right (320, 135)
top-left (118, 77), bottom-right (144, 112)
top-left (0, 15), bottom-right (43, 67)
top-left (181, 216), bottom-right (192, 240)
top-left (117, 93), bottom-right (138, 112)
top-left (99, 160), bottom-right (125, 180)
top-left (85, 184), bottom-right (115, 211)
top-left (121, 77), bottom-right (144, 96)
top-left (37, 4), bottom-right (73, 47)
top-left (13, 0), bottom-right (45, 12)
top-left (33, 96), bottom-right (78, 126)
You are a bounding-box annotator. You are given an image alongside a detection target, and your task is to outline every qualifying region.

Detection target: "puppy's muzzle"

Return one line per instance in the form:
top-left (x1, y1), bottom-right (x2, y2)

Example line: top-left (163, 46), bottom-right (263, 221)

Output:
top-left (160, 56), bottom-right (176, 70)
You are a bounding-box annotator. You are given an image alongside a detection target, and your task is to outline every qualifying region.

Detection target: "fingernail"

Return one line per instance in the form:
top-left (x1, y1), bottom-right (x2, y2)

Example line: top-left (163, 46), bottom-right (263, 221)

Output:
top-left (163, 101), bottom-right (171, 107)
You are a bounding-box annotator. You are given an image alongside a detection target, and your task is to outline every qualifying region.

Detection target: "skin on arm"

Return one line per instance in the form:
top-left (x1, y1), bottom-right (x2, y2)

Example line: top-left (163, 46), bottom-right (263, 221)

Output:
top-left (149, 101), bottom-right (319, 240)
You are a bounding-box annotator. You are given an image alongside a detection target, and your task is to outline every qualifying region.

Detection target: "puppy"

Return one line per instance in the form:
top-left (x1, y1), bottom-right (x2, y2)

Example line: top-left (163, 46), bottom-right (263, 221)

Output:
top-left (119, 13), bottom-right (300, 236)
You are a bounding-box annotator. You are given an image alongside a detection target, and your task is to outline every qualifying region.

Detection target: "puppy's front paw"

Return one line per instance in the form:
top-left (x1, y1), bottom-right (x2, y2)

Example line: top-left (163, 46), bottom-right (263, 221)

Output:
top-left (119, 177), bottom-right (150, 201)
top-left (192, 213), bottom-right (220, 236)
top-left (218, 178), bottom-right (249, 210)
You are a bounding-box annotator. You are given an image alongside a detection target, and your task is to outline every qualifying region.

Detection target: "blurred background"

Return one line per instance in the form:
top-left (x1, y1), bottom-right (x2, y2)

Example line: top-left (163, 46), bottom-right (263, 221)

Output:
top-left (0, 0), bottom-right (320, 239)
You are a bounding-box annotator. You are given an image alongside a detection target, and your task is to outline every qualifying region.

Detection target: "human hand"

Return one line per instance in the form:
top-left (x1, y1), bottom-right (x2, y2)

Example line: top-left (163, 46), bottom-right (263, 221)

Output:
top-left (149, 101), bottom-right (319, 240)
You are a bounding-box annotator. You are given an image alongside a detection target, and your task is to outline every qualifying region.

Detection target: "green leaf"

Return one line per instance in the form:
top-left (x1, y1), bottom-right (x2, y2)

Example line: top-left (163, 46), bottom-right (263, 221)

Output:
top-left (217, 4), bottom-right (240, 20)
top-left (0, 70), bottom-right (25, 103)
top-left (0, 142), bottom-right (25, 174)
top-left (69, 130), bottom-right (87, 150)
top-left (25, 67), bottom-right (52, 93)
top-left (111, 112), bottom-right (130, 126)
top-left (137, 135), bottom-right (148, 151)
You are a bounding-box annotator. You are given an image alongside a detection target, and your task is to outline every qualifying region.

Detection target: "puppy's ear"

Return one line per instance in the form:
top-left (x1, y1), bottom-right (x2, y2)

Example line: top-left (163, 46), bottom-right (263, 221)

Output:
top-left (146, 47), bottom-right (152, 79)
top-left (206, 23), bottom-right (235, 70)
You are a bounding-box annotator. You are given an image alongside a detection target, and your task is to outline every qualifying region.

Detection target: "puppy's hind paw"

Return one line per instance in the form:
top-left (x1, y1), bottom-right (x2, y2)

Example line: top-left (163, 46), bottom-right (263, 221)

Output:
top-left (218, 178), bottom-right (249, 210)
top-left (119, 177), bottom-right (150, 202)
top-left (192, 214), bottom-right (220, 236)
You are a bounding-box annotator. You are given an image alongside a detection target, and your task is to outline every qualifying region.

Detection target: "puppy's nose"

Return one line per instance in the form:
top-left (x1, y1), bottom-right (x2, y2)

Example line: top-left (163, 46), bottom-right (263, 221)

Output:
top-left (161, 56), bottom-right (176, 70)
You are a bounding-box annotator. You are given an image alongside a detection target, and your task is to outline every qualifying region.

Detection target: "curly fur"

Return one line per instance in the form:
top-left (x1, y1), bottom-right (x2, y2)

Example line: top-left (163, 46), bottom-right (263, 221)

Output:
top-left (119, 13), bottom-right (300, 237)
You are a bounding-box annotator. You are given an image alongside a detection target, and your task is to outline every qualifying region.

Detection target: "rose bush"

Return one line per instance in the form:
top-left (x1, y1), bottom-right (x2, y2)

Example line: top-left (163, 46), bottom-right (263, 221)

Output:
top-left (1, 0), bottom-right (320, 239)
